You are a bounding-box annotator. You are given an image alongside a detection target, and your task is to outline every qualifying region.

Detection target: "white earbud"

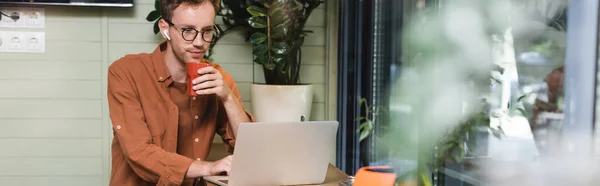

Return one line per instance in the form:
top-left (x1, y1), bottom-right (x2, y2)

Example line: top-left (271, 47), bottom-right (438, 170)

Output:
top-left (163, 29), bottom-right (171, 40)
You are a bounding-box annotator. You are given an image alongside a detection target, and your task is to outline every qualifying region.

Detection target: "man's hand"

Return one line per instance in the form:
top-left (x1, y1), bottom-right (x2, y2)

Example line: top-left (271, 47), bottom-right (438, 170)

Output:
top-left (186, 155), bottom-right (233, 178)
top-left (205, 155), bottom-right (233, 176)
top-left (191, 66), bottom-right (231, 101)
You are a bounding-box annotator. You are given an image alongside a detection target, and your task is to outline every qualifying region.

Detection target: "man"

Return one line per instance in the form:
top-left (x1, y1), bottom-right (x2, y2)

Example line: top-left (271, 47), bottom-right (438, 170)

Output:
top-left (107, 0), bottom-right (253, 185)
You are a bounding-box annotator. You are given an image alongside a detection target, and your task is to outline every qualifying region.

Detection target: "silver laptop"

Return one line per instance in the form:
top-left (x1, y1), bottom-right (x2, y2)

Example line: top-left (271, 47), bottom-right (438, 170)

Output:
top-left (204, 121), bottom-right (339, 186)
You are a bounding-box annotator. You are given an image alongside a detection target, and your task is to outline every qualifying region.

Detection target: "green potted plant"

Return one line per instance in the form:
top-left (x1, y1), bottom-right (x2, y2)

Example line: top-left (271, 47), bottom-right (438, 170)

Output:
top-left (245, 0), bottom-right (323, 122)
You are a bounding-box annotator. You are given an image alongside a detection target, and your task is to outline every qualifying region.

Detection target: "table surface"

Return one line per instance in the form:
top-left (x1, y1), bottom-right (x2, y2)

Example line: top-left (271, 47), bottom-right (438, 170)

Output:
top-left (206, 164), bottom-right (349, 186)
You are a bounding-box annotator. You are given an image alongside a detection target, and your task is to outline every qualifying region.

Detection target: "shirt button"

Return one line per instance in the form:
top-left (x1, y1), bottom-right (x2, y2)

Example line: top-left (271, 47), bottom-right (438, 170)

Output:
top-left (192, 96), bottom-right (196, 100)
top-left (196, 158), bottom-right (202, 161)
top-left (158, 76), bottom-right (163, 81)
top-left (116, 125), bottom-right (121, 130)
top-left (194, 115), bottom-right (199, 120)
top-left (194, 138), bottom-right (199, 142)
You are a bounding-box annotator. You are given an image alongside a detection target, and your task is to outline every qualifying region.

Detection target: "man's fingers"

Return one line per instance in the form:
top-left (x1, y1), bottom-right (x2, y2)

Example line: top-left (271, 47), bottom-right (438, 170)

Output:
top-left (221, 161), bottom-right (231, 175)
top-left (193, 80), bottom-right (219, 90)
top-left (214, 155), bottom-right (232, 175)
top-left (197, 66), bottom-right (218, 75)
top-left (193, 79), bottom-right (223, 90)
top-left (224, 166), bottom-right (231, 175)
top-left (192, 74), bottom-right (218, 84)
top-left (196, 88), bottom-right (217, 95)
top-left (196, 86), bottom-right (223, 95)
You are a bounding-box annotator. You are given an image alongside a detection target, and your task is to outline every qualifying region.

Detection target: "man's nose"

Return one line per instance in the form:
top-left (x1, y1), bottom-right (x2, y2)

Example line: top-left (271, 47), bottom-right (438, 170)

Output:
top-left (192, 34), bottom-right (205, 46)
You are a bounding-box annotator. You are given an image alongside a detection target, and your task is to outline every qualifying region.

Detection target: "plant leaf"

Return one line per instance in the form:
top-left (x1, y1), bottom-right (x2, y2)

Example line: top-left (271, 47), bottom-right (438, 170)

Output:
top-left (272, 56), bottom-right (285, 63)
top-left (154, 0), bottom-right (161, 14)
top-left (271, 32), bottom-right (286, 40)
top-left (493, 64), bottom-right (504, 74)
top-left (254, 54), bottom-right (267, 65)
top-left (248, 16), bottom-right (267, 28)
top-left (517, 94), bottom-right (529, 102)
top-left (357, 121), bottom-right (372, 141)
top-left (262, 1), bottom-right (271, 8)
top-left (269, 5), bottom-right (284, 26)
top-left (456, 147), bottom-right (466, 163)
top-left (354, 117), bottom-right (365, 121)
top-left (271, 24), bottom-right (289, 39)
top-left (291, 37), bottom-right (305, 48)
top-left (270, 0), bottom-right (298, 26)
top-left (146, 10), bottom-right (161, 22)
top-left (249, 32), bottom-right (267, 44)
top-left (246, 6), bottom-right (266, 16)
top-left (420, 171), bottom-right (433, 186)
top-left (516, 108), bottom-right (528, 117)
top-left (357, 123), bottom-right (368, 132)
top-left (359, 130), bottom-right (370, 142)
top-left (264, 63), bottom-right (276, 70)
top-left (359, 98), bottom-right (368, 107)
top-left (215, 24), bottom-right (224, 34)
top-left (271, 42), bottom-right (291, 55)
top-left (377, 106), bottom-right (389, 115)
top-left (361, 121), bottom-right (372, 129)
top-left (467, 140), bottom-right (476, 153)
top-left (253, 44), bottom-right (267, 56)
top-left (441, 142), bottom-right (457, 152)
top-left (222, 17), bottom-right (233, 27)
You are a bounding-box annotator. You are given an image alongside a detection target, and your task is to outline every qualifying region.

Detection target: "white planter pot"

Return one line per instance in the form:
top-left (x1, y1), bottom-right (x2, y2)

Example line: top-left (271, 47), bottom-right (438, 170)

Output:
top-left (250, 84), bottom-right (313, 122)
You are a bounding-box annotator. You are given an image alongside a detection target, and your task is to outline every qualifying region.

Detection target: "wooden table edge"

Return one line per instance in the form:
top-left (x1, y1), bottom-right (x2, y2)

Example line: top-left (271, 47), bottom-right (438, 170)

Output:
top-left (205, 163), bottom-right (348, 186)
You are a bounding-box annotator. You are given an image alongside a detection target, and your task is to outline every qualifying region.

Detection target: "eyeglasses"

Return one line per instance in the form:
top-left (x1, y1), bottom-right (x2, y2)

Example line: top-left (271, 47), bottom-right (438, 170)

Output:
top-left (164, 19), bottom-right (220, 42)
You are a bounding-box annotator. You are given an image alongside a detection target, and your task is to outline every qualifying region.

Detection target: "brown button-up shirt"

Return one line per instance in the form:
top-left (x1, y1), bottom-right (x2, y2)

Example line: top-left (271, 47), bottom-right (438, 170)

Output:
top-left (107, 42), bottom-right (253, 186)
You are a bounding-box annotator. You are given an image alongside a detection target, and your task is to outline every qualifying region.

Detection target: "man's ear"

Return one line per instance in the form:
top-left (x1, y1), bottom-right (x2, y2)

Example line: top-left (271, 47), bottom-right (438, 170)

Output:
top-left (158, 19), bottom-right (170, 40)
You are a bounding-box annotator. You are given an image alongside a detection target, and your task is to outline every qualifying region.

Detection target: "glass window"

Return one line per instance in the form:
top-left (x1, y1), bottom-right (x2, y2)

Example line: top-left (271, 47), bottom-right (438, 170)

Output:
top-left (339, 0), bottom-right (600, 185)
top-left (513, 0), bottom-right (568, 157)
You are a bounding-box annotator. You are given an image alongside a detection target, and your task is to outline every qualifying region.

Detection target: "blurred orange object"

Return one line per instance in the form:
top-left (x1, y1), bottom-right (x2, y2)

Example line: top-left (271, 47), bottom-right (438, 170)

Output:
top-left (353, 166), bottom-right (397, 186)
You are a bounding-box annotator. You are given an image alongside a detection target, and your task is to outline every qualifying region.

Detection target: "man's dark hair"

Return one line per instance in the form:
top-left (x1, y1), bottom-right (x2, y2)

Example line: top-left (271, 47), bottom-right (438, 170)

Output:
top-left (160, 0), bottom-right (221, 21)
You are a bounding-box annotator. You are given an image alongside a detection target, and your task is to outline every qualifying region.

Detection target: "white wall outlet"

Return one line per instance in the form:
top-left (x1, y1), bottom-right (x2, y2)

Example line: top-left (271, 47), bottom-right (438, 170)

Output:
top-left (25, 32), bottom-right (45, 53)
top-left (0, 9), bottom-right (24, 27)
top-left (0, 31), bottom-right (44, 53)
top-left (0, 7), bottom-right (45, 28)
top-left (8, 34), bottom-right (24, 51)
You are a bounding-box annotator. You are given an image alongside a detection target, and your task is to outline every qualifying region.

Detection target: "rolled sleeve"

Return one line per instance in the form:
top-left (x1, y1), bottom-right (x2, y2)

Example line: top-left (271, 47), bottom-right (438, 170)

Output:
top-left (217, 109), bottom-right (255, 153)
top-left (108, 65), bottom-right (193, 185)
top-left (215, 73), bottom-right (255, 153)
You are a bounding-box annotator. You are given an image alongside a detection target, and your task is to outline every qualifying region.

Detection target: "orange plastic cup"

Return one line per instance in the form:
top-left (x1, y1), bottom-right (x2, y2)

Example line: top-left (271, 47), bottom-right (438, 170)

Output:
top-left (353, 166), bottom-right (397, 186)
top-left (186, 62), bottom-right (211, 96)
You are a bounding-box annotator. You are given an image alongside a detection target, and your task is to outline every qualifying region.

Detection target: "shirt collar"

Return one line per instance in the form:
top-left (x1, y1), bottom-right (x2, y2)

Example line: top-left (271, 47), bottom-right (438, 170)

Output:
top-left (152, 41), bottom-right (173, 84)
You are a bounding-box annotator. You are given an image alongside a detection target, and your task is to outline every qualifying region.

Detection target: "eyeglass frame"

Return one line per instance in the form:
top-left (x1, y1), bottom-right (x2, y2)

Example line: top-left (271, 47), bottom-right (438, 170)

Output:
top-left (163, 19), bottom-right (220, 42)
